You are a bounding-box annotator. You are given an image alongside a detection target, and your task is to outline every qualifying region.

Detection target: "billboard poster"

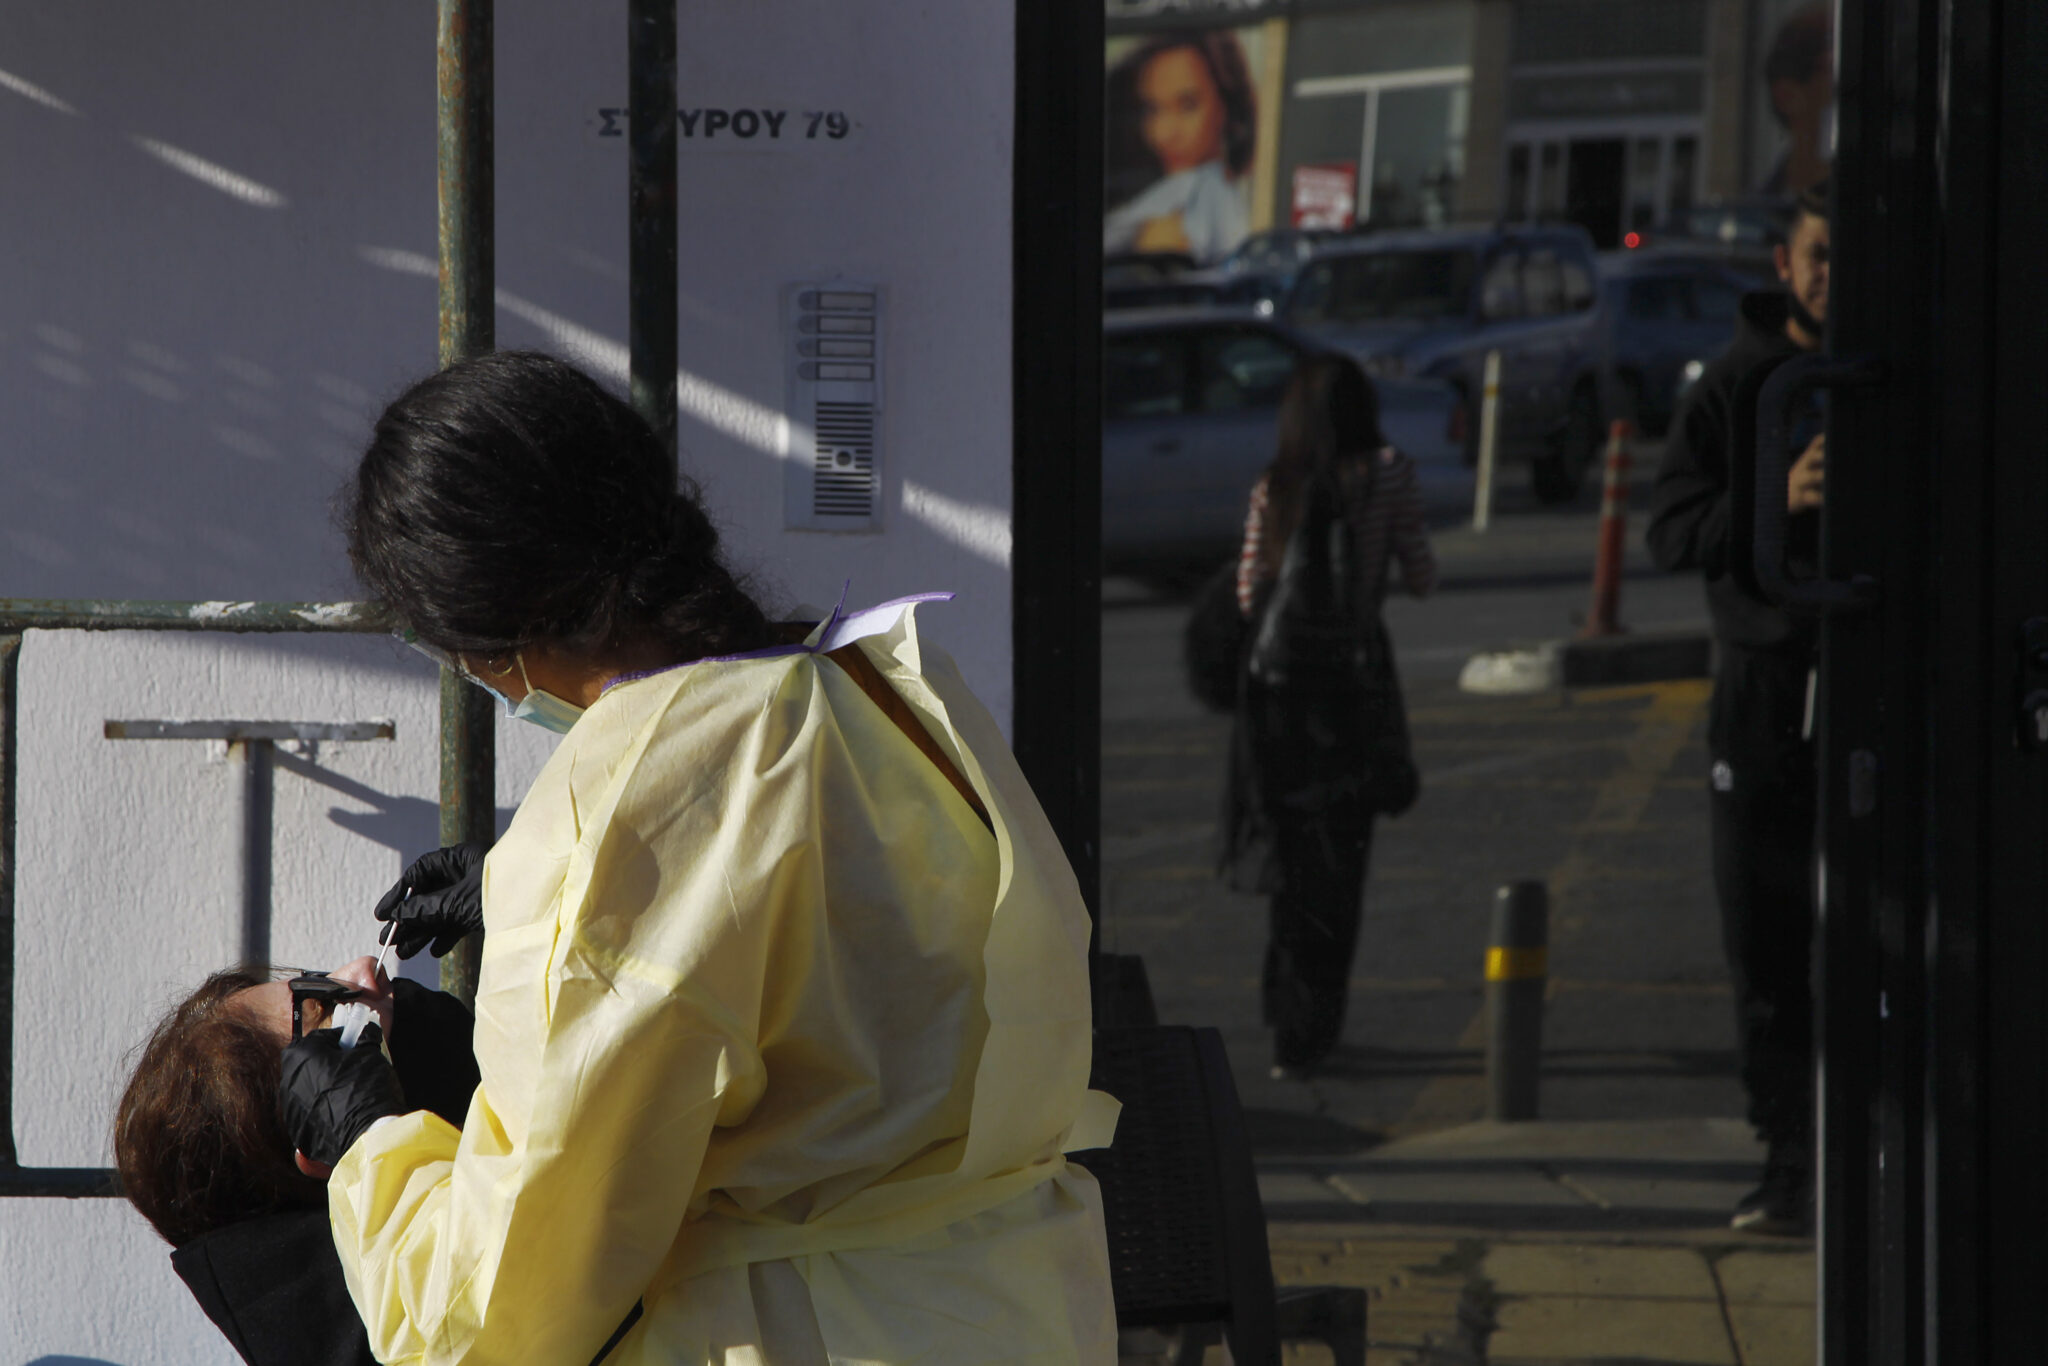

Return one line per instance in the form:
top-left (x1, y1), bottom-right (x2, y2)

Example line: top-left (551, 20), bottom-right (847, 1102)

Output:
top-left (1103, 25), bottom-right (1278, 264)
top-left (1748, 0), bottom-right (1834, 197)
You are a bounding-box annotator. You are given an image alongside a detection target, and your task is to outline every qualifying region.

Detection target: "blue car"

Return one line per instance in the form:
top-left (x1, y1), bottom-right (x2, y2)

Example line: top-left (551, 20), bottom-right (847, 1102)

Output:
top-left (1281, 225), bottom-right (1610, 504)
top-left (1102, 308), bottom-right (1463, 574)
top-left (1597, 249), bottom-right (1773, 435)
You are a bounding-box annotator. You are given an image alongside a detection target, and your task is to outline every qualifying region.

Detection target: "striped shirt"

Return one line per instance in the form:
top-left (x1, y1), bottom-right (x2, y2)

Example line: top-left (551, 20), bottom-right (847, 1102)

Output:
top-left (1236, 446), bottom-right (1438, 617)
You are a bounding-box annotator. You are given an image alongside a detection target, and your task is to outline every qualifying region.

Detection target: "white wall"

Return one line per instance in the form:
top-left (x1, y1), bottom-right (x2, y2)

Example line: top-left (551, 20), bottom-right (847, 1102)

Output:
top-left (0, 3), bottom-right (1015, 1360)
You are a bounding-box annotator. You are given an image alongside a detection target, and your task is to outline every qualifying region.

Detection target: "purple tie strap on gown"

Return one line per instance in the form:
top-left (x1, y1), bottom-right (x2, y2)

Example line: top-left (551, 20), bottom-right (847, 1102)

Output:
top-left (604, 585), bottom-right (956, 691)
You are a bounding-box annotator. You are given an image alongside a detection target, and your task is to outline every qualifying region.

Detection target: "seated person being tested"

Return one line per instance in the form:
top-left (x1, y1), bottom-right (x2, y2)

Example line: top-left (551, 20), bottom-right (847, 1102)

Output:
top-left (115, 956), bottom-right (479, 1366)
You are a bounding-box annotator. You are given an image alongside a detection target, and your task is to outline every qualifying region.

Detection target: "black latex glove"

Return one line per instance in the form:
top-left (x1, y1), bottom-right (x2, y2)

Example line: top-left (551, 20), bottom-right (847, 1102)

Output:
top-left (374, 843), bottom-right (489, 959)
top-left (279, 1025), bottom-right (406, 1168)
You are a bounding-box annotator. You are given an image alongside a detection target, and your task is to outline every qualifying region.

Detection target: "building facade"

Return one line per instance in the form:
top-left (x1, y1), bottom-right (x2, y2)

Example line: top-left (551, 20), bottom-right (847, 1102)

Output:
top-left (1105, 0), bottom-right (1827, 256)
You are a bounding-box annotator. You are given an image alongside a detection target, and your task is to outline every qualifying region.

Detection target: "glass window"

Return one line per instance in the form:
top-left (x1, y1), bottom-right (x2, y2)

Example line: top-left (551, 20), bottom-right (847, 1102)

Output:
top-left (1291, 249), bottom-right (1479, 324)
top-left (1506, 144), bottom-right (1532, 223)
top-left (1369, 84), bottom-right (1469, 228)
top-left (1626, 275), bottom-right (1692, 321)
top-left (1628, 137), bottom-right (1664, 232)
top-left (1104, 336), bottom-right (1187, 420)
top-left (1196, 329), bottom-right (1300, 412)
top-left (1669, 135), bottom-right (1700, 218)
top-left (1538, 143), bottom-right (1566, 218)
top-left (1480, 248), bottom-right (1524, 320)
top-left (1561, 251), bottom-right (1595, 311)
top-left (1523, 247), bottom-right (1565, 316)
top-left (1694, 273), bottom-right (1743, 323)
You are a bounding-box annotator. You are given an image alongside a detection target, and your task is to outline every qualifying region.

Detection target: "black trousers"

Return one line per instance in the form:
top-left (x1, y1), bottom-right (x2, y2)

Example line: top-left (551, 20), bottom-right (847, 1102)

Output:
top-left (1708, 644), bottom-right (1818, 1155)
top-left (1263, 817), bottom-right (1375, 1067)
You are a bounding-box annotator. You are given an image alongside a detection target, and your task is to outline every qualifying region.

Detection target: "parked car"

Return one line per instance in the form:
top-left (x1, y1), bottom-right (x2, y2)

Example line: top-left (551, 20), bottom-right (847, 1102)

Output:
top-left (1201, 228), bottom-right (1339, 313)
top-left (1280, 224), bottom-right (1609, 503)
top-left (1631, 199), bottom-right (1784, 275)
top-left (1103, 251), bottom-right (1221, 311)
top-left (1102, 308), bottom-right (1462, 574)
top-left (1597, 249), bottom-right (1773, 435)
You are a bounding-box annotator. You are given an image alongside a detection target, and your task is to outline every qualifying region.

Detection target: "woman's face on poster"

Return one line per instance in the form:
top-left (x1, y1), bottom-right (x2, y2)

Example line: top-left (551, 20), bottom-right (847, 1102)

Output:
top-left (1139, 46), bottom-right (1225, 175)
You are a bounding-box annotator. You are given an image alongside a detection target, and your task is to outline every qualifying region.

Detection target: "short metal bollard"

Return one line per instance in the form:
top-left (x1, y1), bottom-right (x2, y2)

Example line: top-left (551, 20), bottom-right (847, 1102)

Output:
top-left (1485, 881), bottom-right (1549, 1121)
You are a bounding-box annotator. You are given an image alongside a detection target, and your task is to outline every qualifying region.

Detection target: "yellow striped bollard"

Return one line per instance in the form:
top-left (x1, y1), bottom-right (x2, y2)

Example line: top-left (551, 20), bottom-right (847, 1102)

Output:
top-left (1485, 881), bottom-right (1549, 1121)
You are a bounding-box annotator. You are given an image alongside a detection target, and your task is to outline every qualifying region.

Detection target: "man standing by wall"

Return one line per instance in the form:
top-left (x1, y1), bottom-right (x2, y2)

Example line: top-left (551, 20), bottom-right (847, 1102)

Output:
top-left (1647, 181), bottom-right (1830, 1235)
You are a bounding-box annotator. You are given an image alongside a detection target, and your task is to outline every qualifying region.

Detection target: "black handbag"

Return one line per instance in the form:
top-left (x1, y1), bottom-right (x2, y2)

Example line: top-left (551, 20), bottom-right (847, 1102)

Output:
top-left (1182, 561), bottom-right (1250, 714)
top-left (1243, 471), bottom-right (1419, 817)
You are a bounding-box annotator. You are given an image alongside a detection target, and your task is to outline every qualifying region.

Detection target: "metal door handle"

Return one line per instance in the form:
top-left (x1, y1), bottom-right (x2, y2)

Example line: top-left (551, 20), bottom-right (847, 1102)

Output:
top-left (1753, 353), bottom-right (1885, 611)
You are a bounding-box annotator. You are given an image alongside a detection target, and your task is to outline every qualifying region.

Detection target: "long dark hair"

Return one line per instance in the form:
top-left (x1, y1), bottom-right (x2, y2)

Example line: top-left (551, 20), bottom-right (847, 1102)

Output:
top-left (1257, 353), bottom-right (1385, 578)
top-left (343, 351), bottom-right (772, 662)
top-left (115, 971), bottom-right (323, 1245)
top-left (1105, 32), bottom-right (1258, 211)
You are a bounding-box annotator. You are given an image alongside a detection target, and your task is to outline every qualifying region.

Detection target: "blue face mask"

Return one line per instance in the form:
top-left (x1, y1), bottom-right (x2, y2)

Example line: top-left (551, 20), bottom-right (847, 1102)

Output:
top-left (396, 630), bottom-right (586, 735)
top-left (505, 653), bottom-right (586, 735)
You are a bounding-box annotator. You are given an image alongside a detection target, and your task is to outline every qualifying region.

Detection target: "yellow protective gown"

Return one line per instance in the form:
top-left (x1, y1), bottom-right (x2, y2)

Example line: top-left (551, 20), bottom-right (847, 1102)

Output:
top-left (327, 604), bottom-right (1119, 1364)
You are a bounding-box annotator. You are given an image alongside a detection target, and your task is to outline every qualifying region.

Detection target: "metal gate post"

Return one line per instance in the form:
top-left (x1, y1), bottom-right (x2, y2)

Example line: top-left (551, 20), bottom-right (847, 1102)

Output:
top-left (628, 0), bottom-right (679, 471)
top-left (436, 0), bottom-right (497, 1006)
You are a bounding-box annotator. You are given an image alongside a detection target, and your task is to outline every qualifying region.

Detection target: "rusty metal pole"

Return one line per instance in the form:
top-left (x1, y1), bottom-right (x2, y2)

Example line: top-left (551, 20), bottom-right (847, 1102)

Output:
top-left (436, 0), bottom-right (496, 1005)
top-left (628, 0), bottom-right (678, 473)
top-left (0, 636), bottom-right (20, 1176)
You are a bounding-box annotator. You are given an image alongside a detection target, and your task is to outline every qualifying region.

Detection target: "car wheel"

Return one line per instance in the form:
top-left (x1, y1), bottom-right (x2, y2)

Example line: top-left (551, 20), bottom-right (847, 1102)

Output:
top-left (1532, 381), bottom-right (1600, 505)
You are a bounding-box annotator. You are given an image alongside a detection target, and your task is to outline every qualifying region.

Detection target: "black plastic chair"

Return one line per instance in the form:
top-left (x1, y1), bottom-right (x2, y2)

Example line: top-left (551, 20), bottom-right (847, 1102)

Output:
top-left (1077, 1022), bottom-right (1366, 1366)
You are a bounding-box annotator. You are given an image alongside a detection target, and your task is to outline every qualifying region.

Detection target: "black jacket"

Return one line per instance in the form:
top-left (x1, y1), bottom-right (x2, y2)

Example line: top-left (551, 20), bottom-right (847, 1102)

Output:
top-left (1646, 289), bottom-right (1821, 655)
top-left (169, 980), bottom-right (481, 1366)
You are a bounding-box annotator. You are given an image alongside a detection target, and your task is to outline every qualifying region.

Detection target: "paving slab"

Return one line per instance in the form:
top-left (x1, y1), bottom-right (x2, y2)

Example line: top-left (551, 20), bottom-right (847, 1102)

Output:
top-left (1712, 1248), bottom-right (1816, 1306)
top-left (1487, 1295), bottom-right (1736, 1364)
top-left (1324, 1166), bottom-right (1591, 1219)
top-left (1482, 1243), bottom-right (1719, 1300)
top-left (1555, 1170), bottom-right (1756, 1219)
top-left (1259, 1169), bottom-right (1355, 1209)
top-left (1725, 1303), bottom-right (1818, 1366)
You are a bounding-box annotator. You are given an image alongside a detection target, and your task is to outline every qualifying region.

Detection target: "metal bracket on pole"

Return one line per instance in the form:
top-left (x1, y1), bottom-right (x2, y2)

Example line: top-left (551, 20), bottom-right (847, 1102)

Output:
top-left (0, 600), bottom-right (386, 1199)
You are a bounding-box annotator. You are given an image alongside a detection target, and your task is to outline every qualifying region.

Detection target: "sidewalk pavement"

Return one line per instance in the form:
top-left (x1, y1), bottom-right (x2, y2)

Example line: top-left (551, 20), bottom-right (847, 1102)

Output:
top-left (1258, 1118), bottom-right (1814, 1365)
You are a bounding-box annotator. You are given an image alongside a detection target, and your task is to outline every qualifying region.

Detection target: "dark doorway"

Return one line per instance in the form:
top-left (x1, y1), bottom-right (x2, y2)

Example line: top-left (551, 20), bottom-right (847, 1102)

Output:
top-left (1565, 138), bottom-right (1625, 248)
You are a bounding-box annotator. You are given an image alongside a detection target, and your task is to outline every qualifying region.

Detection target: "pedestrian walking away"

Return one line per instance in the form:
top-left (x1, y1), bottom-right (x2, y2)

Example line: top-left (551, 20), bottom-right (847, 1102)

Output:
top-left (1646, 178), bottom-right (1832, 1237)
top-left (1220, 352), bottom-right (1436, 1080)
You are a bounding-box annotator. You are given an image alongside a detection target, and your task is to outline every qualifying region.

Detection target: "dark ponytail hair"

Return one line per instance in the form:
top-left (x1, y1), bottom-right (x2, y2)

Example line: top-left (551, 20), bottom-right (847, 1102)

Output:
top-left (344, 351), bottom-right (772, 661)
top-left (1257, 353), bottom-right (1384, 577)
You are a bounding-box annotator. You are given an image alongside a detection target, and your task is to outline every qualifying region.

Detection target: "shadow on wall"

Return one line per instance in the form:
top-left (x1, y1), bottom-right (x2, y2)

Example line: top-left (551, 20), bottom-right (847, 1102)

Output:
top-left (27, 1357), bottom-right (126, 1365)
top-left (272, 746), bottom-right (518, 850)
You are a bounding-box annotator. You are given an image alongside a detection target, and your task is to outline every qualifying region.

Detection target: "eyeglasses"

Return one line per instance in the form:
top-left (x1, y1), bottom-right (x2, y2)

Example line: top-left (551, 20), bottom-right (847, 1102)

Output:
top-left (396, 627), bottom-right (473, 681)
top-left (396, 628), bottom-right (512, 690)
top-left (285, 971), bottom-right (366, 1041)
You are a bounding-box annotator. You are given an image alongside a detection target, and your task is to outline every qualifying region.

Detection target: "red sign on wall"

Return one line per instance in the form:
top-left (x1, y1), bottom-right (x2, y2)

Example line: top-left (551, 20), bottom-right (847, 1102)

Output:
top-left (1292, 162), bottom-right (1358, 230)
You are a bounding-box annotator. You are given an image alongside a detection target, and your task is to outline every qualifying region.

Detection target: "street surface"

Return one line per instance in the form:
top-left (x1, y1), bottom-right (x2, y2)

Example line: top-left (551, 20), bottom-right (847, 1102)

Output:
top-left (1101, 463), bottom-right (1817, 1363)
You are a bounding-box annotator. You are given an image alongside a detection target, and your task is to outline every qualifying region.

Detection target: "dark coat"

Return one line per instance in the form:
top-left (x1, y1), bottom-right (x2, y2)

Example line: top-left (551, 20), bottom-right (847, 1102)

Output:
top-left (1219, 474), bottom-right (1408, 893)
top-left (1645, 289), bottom-right (1821, 657)
top-left (169, 979), bottom-right (481, 1366)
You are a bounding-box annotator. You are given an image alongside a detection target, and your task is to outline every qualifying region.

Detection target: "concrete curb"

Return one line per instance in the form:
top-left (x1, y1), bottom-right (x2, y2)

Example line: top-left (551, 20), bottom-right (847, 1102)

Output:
top-left (1459, 632), bottom-right (1712, 695)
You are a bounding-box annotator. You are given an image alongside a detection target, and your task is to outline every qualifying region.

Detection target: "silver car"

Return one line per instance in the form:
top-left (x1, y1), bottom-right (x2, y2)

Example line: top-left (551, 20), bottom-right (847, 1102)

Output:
top-left (1103, 309), bottom-right (1463, 573)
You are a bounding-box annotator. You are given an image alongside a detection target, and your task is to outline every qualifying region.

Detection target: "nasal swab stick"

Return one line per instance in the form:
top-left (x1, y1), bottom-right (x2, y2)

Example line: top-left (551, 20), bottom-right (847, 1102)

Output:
top-left (340, 903), bottom-right (404, 1048)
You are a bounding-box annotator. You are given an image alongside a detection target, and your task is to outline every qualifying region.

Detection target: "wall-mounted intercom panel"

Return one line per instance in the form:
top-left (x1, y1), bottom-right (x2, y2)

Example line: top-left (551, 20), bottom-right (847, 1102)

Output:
top-left (784, 281), bottom-right (883, 531)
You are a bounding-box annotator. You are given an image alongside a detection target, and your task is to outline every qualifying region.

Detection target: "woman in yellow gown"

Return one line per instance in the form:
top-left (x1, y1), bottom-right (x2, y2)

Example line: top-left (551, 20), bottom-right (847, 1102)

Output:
top-left (280, 351), bottom-right (1118, 1365)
